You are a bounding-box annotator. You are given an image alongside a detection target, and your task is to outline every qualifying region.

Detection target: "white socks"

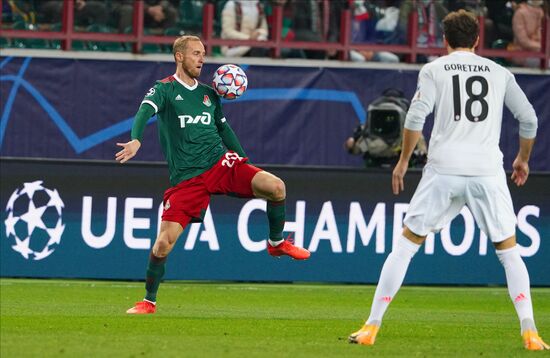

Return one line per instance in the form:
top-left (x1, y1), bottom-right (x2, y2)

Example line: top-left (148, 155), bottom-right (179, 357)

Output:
top-left (496, 245), bottom-right (536, 333)
top-left (365, 240), bottom-right (537, 333)
top-left (268, 238), bottom-right (284, 247)
top-left (366, 236), bottom-right (421, 325)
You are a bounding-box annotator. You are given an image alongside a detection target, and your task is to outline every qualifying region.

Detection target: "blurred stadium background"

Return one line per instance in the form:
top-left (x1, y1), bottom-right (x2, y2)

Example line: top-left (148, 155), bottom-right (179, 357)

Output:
top-left (1, 0), bottom-right (549, 356)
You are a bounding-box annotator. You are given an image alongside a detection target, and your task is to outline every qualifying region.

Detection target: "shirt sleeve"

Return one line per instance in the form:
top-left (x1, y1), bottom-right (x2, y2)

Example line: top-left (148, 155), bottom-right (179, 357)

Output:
top-left (130, 102), bottom-right (156, 142)
top-left (504, 72), bottom-right (538, 139)
top-left (213, 93), bottom-right (247, 157)
top-left (140, 82), bottom-right (165, 114)
top-left (404, 65), bottom-right (436, 131)
top-left (218, 120), bottom-right (247, 158)
top-left (213, 93), bottom-right (226, 126)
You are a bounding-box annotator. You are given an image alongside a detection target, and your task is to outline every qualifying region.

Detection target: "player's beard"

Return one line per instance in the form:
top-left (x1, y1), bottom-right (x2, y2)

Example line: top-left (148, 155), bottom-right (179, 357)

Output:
top-left (182, 63), bottom-right (200, 79)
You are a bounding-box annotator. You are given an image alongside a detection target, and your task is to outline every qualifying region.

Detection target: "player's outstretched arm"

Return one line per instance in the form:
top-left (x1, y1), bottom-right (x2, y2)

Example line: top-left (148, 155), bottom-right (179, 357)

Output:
top-left (116, 139), bottom-right (141, 163)
top-left (115, 103), bottom-right (156, 163)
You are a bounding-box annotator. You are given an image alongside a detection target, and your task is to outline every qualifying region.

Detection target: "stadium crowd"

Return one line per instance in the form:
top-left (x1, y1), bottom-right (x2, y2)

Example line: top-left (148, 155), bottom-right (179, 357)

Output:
top-left (1, 0), bottom-right (548, 67)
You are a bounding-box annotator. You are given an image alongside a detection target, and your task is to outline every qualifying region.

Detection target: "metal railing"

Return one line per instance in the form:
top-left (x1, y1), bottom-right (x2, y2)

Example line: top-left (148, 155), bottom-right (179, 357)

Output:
top-left (1, 0), bottom-right (548, 69)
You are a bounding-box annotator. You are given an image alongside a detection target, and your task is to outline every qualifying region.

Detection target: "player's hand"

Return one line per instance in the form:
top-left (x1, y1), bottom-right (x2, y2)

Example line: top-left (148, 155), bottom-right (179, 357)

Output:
top-left (392, 159), bottom-right (408, 195)
top-left (511, 156), bottom-right (529, 186)
top-left (115, 139), bottom-right (141, 163)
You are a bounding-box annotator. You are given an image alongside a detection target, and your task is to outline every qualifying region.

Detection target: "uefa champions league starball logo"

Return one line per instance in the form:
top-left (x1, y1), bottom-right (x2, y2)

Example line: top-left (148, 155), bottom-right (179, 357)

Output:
top-left (4, 180), bottom-right (65, 260)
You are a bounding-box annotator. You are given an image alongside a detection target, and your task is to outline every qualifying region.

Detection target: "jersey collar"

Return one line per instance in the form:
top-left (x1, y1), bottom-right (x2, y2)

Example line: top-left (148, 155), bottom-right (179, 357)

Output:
top-left (450, 50), bottom-right (475, 56)
top-left (173, 74), bottom-right (198, 90)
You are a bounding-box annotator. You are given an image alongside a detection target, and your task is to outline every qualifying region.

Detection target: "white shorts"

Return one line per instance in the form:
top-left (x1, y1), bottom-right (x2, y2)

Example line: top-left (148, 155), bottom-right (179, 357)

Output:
top-left (403, 166), bottom-right (517, 243)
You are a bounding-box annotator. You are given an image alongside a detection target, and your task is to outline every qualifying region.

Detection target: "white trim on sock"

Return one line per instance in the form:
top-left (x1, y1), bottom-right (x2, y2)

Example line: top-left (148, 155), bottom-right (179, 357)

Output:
top-left (494, 245), bottom-right (517, 255)
top-left (144, 299), bottom-right (156, 305)
top-left (268, 239), bottom-right (284, 247)
top-left (398, 236), bottom-right (422, 255)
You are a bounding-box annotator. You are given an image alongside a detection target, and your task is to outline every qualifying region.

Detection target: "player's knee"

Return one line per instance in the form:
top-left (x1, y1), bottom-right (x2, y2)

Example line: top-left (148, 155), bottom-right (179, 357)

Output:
top-left (153, 240), bottom-right (172, 257)
top-left (153, 234), bottom-right (177, 257)
top-left (403, 226), bottom-right (426, 245)
top-left (493, 236), bottom-right (516, 250)
top-left (270, 178), bottom-right (286, 201)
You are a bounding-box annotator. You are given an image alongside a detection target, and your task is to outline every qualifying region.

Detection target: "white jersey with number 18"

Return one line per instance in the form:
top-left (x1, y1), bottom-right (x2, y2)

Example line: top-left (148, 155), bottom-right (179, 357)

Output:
top-left (405, 51), bottom-right (538, 176)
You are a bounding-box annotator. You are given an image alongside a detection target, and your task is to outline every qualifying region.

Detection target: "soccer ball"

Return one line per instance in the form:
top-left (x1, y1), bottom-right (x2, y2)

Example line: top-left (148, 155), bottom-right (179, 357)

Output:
top-left (212, 64), bottom-right (248, 100)
top-left (4, 180), bottom-right (65, 261)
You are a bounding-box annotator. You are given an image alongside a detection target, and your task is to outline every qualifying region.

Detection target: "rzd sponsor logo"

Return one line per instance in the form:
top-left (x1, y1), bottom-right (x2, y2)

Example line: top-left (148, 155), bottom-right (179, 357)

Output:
top-left (178, 112), bottom-right (211, 127)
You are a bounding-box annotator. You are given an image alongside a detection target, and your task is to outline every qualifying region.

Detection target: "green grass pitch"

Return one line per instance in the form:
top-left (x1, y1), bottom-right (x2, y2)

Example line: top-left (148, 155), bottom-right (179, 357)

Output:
top-left (1, 279), bottom-right (549, 357)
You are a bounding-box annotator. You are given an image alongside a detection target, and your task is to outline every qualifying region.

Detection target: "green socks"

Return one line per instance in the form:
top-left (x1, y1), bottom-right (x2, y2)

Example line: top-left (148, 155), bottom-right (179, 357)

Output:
top-left (143, 200), bottom-right (285, 302)
top-left (144, 253), bottom-right (167, 303)
top-left (267, 200), bottom-right (285, 241)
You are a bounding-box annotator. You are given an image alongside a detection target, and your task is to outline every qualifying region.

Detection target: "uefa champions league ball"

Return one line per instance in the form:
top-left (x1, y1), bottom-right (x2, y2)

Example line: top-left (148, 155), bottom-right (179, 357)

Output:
top-left (4, 181), bottom-right (65, 261)
top-left (212, 64), bottom-right (248, 100)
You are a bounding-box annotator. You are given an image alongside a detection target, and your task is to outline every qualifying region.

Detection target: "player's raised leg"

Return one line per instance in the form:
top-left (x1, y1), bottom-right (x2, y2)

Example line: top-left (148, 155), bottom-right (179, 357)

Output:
top-left (127, 220), bottom-right (184, 314)
top-left (349, 227), bottom-right (422, 345)
top-left (251, 171), bottom-right (310, 260)
top-left (494, 237), bottom-right (549, 350)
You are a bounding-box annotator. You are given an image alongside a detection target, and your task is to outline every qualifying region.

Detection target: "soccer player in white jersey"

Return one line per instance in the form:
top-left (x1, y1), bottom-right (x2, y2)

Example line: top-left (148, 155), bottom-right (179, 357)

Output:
top-left (349, 10), bottom-right (548, 350)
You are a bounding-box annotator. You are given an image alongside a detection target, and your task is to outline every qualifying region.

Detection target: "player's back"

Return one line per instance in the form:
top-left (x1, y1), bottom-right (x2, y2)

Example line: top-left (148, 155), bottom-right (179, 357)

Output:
top-left (421, 51), bottom-right (512, 176)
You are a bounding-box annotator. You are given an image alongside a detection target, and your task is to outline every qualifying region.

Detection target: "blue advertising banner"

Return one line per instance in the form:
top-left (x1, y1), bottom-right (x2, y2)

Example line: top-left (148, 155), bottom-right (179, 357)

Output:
top-left (1, 158), bottom-right (549, 285)
top-left (1, 56), bottom-right (549, 170)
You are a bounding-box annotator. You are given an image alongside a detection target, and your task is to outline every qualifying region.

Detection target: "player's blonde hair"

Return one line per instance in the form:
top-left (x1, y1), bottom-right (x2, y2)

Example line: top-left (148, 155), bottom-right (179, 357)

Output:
top-left (172, 35), bottom-right (202, 57)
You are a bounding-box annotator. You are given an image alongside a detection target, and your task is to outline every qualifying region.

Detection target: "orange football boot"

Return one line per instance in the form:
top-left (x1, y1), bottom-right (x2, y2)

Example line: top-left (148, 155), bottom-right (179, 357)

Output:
top-left (523, 330), bottom-right (550, 350)
top-left (126, 300), bottom-right (156, 314)
top-left (267, 236), bottom-right (310, 260)
top-left (348, 324), bottom-right (380, 345)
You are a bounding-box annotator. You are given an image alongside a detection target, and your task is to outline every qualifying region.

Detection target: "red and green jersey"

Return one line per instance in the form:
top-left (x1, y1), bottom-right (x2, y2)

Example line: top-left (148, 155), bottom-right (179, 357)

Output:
top-left (140, 74), bottom-right (227, 186)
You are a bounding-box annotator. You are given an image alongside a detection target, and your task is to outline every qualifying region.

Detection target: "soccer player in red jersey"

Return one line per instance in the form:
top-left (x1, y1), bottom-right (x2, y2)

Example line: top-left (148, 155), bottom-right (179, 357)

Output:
top-left (116, 35), bottom-right (310, 314)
